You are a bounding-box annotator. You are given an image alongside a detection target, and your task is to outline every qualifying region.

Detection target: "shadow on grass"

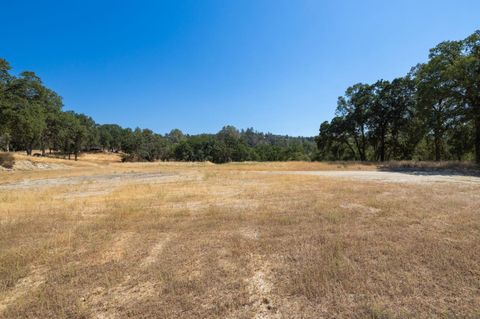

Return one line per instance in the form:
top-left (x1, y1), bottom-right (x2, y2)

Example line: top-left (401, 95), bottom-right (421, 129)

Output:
top-left (378, 161), bottom-right (480, 177)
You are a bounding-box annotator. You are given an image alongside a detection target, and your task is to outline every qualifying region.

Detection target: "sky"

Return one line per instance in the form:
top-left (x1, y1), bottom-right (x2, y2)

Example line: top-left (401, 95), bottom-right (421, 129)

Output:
top-left (2, 1), bottom-right (480, 136)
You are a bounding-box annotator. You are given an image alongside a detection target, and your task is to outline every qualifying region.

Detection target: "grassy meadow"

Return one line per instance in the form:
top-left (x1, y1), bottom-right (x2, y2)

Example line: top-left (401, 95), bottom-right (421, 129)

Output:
top-left (0, 153), bottom-right (479, 318)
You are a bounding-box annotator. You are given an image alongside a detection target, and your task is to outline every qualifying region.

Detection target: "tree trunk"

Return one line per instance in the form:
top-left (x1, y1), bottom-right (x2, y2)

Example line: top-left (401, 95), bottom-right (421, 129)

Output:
top-left (353, 136), bottom-right (363, 161)
top-left (475, 111), bottom-right (480, 164)
top-left (345, 141), bottom-right (357, 160)
top-left (380, 126), bottom-right (386, 162)
top-left (391, 130), bottom-right (398, 160)
top-left (434, 133), bottom-right (441, 162)
top-left (354, 135), bottom-right (366, 161)
top-left (74, 152), bottom-right (78, 161)
top-left (26, 139), bottom-right (35, 156)
top-left (360, 126), bottom-right (367, 161)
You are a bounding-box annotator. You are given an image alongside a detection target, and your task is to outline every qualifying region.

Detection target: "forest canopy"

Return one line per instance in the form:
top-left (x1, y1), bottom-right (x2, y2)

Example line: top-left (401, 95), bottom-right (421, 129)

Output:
top-left (0, 63), bottom-right (315, 163)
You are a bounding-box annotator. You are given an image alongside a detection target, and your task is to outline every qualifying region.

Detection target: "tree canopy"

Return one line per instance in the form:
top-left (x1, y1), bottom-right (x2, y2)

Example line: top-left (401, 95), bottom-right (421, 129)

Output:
top-left (316, 30), bottom-right (480, 163)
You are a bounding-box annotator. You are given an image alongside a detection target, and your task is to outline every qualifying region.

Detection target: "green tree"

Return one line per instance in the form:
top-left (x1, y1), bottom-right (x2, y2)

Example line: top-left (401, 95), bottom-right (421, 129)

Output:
top-left (435, 31), bottom-right (480, 163)
top-left (166, 129), bottom-right (185, 144)
top-left (415, 60), bottom-right (458, 161)
top-left (387, 77), bottom-right (420, 160)
top-left (0, 58), bottom-right (13, 151)
top-left (368, 80), bottom-right (391, 161)
top-left (336, 83), bottom-right (373, 161)
top-left (58, 112), bottom-right (87, 160)
top-left (316, 118), bottom-right (357, 160)
top-left (174, 141), bottom-right (194, 161)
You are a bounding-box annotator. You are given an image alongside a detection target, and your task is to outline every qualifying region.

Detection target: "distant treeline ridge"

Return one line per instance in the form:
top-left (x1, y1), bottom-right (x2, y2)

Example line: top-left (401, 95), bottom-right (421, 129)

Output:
top-left (0, 62), bottom-right (315, 162)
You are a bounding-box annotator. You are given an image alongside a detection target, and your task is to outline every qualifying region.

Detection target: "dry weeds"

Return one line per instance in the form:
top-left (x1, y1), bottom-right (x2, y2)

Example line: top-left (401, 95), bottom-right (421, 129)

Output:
top-left (0, 153), bottom-right (479, 318)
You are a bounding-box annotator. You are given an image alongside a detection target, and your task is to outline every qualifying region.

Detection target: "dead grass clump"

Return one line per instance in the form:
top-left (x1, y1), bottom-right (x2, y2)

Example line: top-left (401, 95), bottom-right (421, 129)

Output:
top-left (0, 152), bottom-right (14, 169)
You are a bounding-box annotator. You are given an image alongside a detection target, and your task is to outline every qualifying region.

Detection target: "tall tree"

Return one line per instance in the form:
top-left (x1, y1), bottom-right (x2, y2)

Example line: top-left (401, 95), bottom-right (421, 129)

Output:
top-left (316, 118), bottom-right (357, 160)
top-left (450, 31), bottom-right (480, 163)
top-left (368, 80), bottom-right (391, 161)
top-left (0, 58), bottom-right (13, 151)
top-left (387, 76), bottom-right (420, 159)
top-left (12, 72), bottom-right (44, 154)
top-left (336, 83), bottom-right (373, 161)
top-left (415, 59), bottom-right (458, 161)
top-left (58, 112), bottom-right (87, 160)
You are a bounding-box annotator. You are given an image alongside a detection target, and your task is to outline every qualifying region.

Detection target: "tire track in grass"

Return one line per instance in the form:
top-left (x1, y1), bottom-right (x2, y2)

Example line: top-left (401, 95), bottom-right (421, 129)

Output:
top-left (230, 227), bottom-right (281, 319)
top-left (247, 256), bottom-right (281, 319)
top-left (87, 233), bottom-right (172, 319)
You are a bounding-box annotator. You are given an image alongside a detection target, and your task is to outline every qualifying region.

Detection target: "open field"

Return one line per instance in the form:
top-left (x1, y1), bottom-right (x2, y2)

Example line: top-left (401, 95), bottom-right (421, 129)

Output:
top-left (1, 153), bottom-right (480, 318)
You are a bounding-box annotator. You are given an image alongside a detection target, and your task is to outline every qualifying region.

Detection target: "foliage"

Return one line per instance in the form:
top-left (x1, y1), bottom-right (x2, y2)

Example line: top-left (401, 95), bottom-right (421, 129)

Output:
top-left (316, 30), bottom-right (480, 163)
top-left (0, 59), bottom-right (315, 162)
top-left (1, 30), bottom-right (479, 163)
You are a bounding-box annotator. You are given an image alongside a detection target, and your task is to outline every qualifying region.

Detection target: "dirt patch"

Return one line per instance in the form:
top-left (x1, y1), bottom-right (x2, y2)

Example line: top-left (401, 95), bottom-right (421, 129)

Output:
top-left (239, 227), bottom-right (259, 240)
top-left (235, 228), bottom-right (280, 318)
top-left (0, 266), bottom-right (48, 314)
top-left (13, 160), bottom-right (69, 171)
top-left (56, 189), bottom-right (111, 199)
top-left (340, 203), bottom-right (381, 214)
top-left (86, 280), bottom-right (156, 319)
top-left (267, 170), bottom-right (480, 185)
top-left (140, 235), bottom-right (171, 269)
top-left (0, 171), bottom-right (181, 190)
top-left (247, 257), bottom-right (281, 319)
top-left (99, 232), bottom-right (136, 265)
top-left (86, 235), bottom-right (171, 318)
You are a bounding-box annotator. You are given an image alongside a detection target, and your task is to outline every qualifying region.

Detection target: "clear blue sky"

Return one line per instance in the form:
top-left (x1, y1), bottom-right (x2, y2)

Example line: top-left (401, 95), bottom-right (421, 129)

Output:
top-left (3, 1), bottom-right (479, 136)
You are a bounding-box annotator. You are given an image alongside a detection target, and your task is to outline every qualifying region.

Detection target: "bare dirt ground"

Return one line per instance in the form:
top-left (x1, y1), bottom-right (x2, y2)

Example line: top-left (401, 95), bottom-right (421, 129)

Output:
top-left (268, 170), bottom-right (480, 185)
top-left (0, 172), bottom-right (184, 190)
top-left (1, 153), bottom-right (479, 318)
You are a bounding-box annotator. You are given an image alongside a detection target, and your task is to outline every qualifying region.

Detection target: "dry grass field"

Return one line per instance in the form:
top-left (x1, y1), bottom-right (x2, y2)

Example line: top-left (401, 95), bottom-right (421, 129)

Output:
top-left (1, 153), bottom-right (479, 318)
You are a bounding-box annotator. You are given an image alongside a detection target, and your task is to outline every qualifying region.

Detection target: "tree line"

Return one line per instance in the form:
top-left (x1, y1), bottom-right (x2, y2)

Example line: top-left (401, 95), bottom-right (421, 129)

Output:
top-left (0, 61), bottom-right (315, 163)
top-left (316, 30), bottom-right (480, 164)
top-left (1, 31), bottom-right (479, 164)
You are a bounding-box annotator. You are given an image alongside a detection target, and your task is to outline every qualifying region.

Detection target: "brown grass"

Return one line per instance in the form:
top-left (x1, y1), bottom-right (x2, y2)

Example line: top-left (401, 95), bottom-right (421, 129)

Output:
top-left (0, 153), bottom-right (479, 318)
